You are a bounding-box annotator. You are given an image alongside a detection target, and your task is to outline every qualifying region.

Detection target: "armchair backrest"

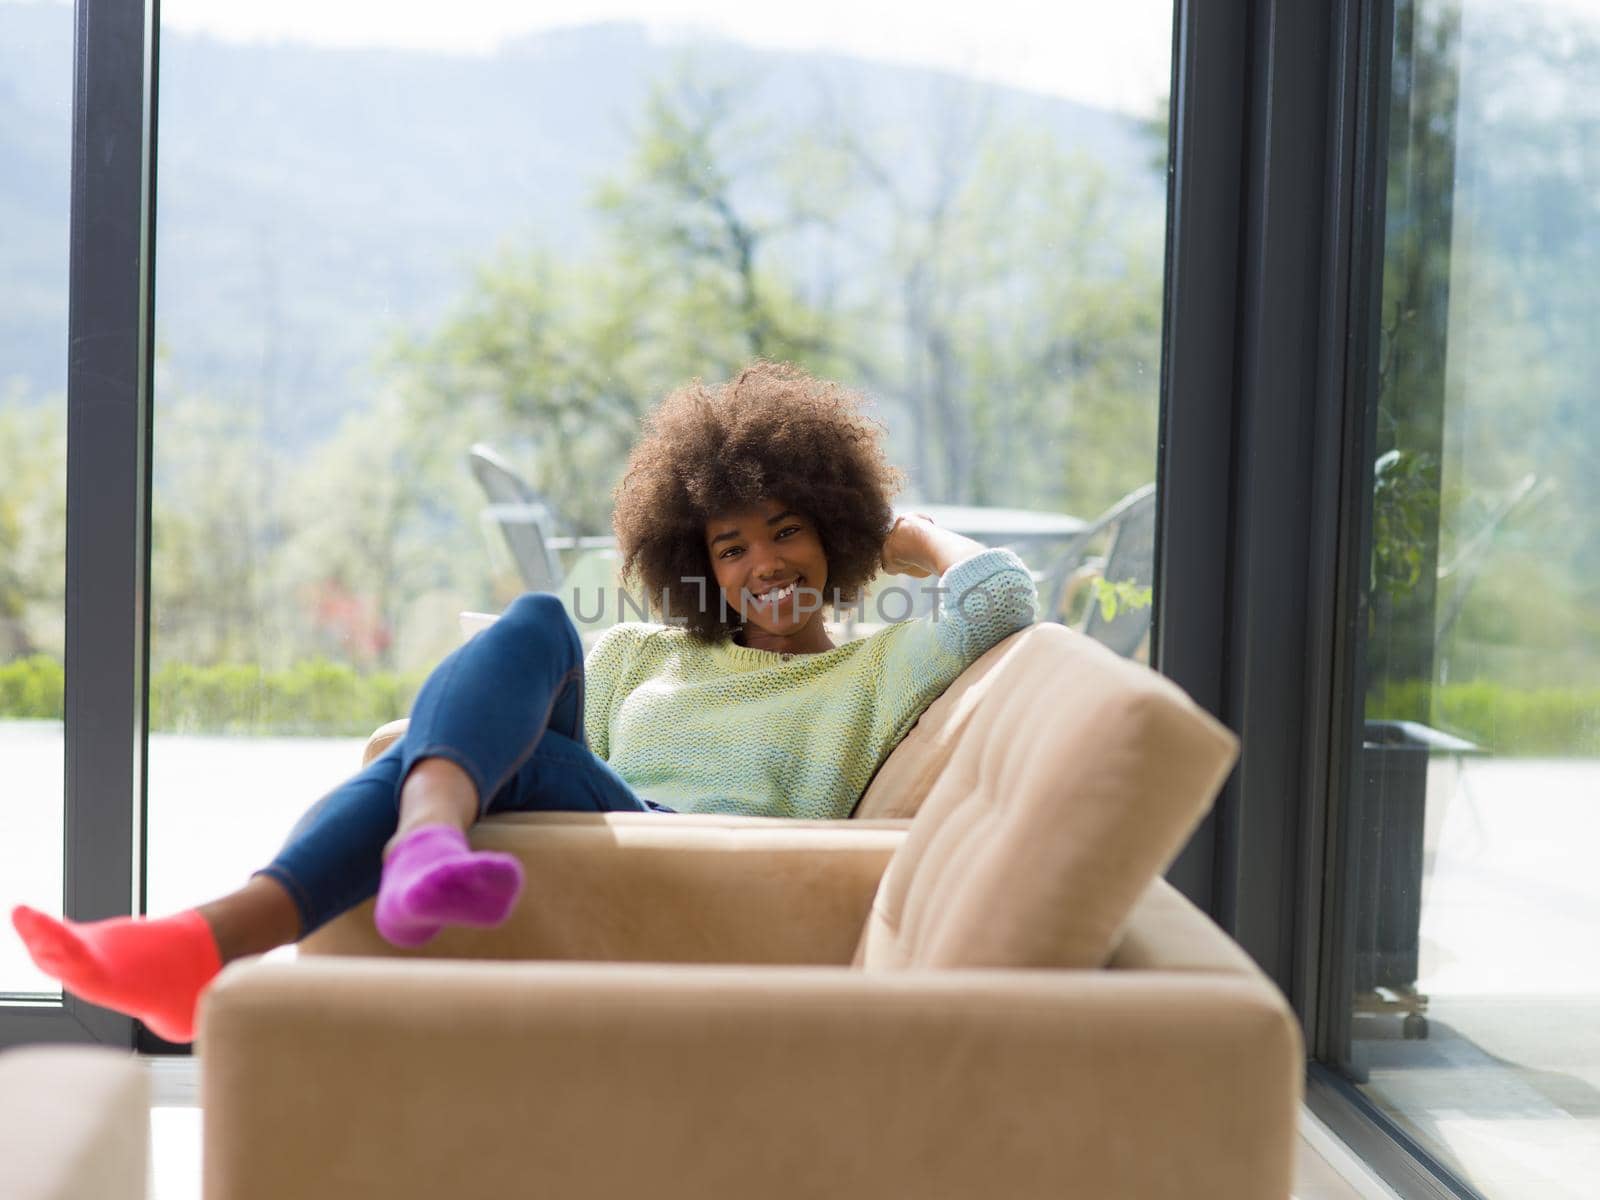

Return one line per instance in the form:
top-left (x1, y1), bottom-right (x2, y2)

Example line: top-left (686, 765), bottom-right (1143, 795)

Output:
top-left (853, 623), bottom-right (1238, 970)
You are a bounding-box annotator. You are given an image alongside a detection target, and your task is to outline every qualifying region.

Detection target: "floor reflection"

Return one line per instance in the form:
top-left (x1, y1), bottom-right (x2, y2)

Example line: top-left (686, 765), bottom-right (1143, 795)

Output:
top-left (1357, 757), bottom-right (1600, 1199)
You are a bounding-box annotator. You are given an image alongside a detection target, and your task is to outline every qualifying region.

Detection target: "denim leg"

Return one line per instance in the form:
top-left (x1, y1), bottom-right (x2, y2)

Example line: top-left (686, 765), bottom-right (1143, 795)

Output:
top-left (488, 729), bottom-right (666, 814)
top-left (258, 592), bottom-right (659, 936)
top-left (256, 744), bottom-right (407, 934)
top-left (400, 591), bottom-right (591, 815)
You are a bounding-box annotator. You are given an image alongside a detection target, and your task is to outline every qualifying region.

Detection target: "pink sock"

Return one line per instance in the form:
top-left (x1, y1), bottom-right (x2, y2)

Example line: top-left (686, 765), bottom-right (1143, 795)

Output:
top-left (10, 906), bottom-right (222, 1043)
top-left (374, 826), bottom-right (524, 948)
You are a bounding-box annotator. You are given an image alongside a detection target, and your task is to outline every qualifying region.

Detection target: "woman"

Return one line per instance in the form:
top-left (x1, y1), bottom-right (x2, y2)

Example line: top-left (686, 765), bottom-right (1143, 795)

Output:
top-left (11, 361), bottom-right (1036, 1042)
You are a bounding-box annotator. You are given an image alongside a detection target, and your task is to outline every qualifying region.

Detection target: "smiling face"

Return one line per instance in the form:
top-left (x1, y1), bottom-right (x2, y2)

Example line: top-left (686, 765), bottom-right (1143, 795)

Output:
top-left (704, 500), bottom-right (833, 653)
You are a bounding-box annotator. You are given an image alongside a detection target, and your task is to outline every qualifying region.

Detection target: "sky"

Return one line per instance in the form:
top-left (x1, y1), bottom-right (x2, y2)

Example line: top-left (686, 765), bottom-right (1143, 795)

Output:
top-left (26, 0), bottom-right (1599, 116)
top-left (149, 0), bottom-right (1177, 115)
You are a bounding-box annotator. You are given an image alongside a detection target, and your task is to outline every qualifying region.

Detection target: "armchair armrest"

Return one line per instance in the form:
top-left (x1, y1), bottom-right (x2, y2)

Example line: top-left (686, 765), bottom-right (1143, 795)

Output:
top-left (362, 718), bottom-right (407, 765)
top-left (0, 1047), bottom-right (149, 1200)
top-left (201, 957), bottom-right (1300, 1200)
top-left (302, 814), bottom-right (906, 966)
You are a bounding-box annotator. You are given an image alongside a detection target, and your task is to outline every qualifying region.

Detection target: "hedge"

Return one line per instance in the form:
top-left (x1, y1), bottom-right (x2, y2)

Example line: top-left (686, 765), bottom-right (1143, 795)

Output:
top-left (0, 655), bottom-right (421, 737)
top-left (1369, 680), bottom-right (1600, 757)
top-left (3, 653), bottom-right (1596, 752)
top-left (0, 655), bottom-right (63, 720)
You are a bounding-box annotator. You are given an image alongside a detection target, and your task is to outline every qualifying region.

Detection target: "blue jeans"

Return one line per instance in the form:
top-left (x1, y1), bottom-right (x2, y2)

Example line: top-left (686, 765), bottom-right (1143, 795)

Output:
top-left (258, 592), bottom-right (667, 936)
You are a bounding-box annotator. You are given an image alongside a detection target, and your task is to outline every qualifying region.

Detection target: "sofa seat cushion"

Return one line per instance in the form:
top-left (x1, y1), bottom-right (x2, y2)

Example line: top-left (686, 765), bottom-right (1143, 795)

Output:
top-left (857, 623), bottom-right (1238, 970)
top-left (303, 814), bottom-right (906, 966)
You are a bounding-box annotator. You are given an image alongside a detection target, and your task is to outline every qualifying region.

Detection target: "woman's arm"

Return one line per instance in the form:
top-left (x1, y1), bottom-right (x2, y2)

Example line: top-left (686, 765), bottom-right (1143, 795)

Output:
top-left (878, 513), bottom-right (1036, 661)
top-left (866, 526), bottom-right (1037, 748)
top-left (879, 513), bottom-right (987, 578)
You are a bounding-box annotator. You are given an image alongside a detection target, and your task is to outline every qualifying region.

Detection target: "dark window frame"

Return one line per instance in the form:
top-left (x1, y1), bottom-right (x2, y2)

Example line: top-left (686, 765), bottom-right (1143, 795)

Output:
top-left (0, 0), bottom-right (156, 1047)
top-left (1157, 0), bottom-right (1484, 1195)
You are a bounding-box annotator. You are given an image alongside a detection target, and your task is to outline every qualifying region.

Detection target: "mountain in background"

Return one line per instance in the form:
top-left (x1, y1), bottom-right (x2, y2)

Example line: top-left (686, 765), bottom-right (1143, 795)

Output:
top-left (0, 4), bottom-right (1158, 438)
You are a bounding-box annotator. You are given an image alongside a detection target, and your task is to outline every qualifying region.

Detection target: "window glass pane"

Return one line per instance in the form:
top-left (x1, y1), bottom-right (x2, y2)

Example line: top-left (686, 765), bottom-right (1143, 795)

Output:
top-left (147, 4), bottom-right (1173, 910)
top-left (0, 0), bottom-right (70, 996)
top-left (1345, 1), bottom-right (1600, 1192)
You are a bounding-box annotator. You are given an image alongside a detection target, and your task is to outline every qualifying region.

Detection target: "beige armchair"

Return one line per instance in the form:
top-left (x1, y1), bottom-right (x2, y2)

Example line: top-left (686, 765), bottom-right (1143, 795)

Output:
top-left (0, 1046), bottom-right (148, 1200)
top-left (200, 624), bottom-right (1302, 1200)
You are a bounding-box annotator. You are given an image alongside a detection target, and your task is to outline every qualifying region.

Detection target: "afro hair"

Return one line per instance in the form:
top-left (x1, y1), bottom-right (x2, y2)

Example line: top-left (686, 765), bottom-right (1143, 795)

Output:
top-left (611, 360), bottom-right (904, 642)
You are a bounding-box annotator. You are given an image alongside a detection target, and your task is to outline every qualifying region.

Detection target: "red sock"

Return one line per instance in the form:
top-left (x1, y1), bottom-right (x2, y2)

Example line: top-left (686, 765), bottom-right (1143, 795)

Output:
top-left (10, 905), bottom-right (222, 1043)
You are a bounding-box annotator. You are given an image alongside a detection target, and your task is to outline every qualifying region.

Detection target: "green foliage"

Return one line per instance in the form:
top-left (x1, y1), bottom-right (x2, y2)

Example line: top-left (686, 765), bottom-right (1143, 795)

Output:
top-left (149, 394), bottom-right (280, 670)
top-left (5, 63), bottom-right (1174, 694)
top-left (1091, 577), bottom-right (1153, 623)
top-left (0, 396), bottom-right (66, 661)
top-left (400, 70), bottom-right (1165, 535)
top-left (0, 654), bottom-right (63, 719)
top-left (1369, 679), bottom-right (1600, 757)
top-left (0, 654), bottom-right (418, 735)
top-left (0, 65), bottom-right (1170, 739)
top-left (148, 659), bottom-right (421, 736)
top-left (143, 380), bottom-right (488, 678)
top-left (1362, 2), bottom-right (1600, 717)
top-left (1370, 448), bottom-right (1440, 602)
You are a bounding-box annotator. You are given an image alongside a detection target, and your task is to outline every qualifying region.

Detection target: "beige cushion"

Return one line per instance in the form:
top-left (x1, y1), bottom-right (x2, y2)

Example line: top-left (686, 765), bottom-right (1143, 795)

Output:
top-left (858, 623), bottom-right (1238, 969)
top-left (362, 717), bottom-right (408, 765)
top-left (0, 1046), bottom-right (149, 1200)
top-left (303, 815), bottom-right (902, 966)
top-left (852, 626), bottom-right (1017, 819)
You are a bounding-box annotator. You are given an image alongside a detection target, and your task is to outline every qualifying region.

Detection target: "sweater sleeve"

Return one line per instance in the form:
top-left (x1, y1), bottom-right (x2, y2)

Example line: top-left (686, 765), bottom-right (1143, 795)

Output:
top-left (868, 547), bottom-right (1037, 749)
top-left (928, 547), bottom-right (1038, 661)
top-left (582, 622), bottom-right (648, 760)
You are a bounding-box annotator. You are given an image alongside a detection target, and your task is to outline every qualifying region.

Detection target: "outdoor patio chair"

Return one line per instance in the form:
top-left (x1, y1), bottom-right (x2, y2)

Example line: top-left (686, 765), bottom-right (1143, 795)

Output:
top-left (467, 443), bottom-right (566, 593)
top-left (1042, 482), bottom-right (1157, 659)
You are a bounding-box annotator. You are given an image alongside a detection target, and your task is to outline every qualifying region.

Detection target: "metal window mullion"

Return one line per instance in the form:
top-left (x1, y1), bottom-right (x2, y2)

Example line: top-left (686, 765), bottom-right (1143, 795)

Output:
top-left (50, 0), bottom-right (157, 1047)
top-left (1165, 0), bottom-right (1365, 998)
top-left (1154, 0), bottom-right (1251, 910)
top-left (1311, 0), bottom-right (1398, 1069)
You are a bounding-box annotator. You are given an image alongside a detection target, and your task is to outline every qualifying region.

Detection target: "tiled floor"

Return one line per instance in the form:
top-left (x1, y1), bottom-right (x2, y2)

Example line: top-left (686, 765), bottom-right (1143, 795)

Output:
top-left (1347, 759), bottom-right (1600, 1200)
top-left (1357, 1001), bottom-right (1600, 1200)
top-left (142, 1057), bottom-right (1379, 1200)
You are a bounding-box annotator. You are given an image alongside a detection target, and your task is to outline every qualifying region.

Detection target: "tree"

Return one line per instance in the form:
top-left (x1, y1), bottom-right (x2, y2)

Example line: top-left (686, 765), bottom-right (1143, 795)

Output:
top-left (398, 72), bottom-right (853, 537)
top-left (1365, 0), bottom-right (1463, 691)
top-left (1367, 1), bottom-right (1600, 697)
top-left (277, 388), bottom-right (485, 672)
top-left (150, 393), bottom-right (282, 669)
top-left (398, 61), bottom-right (1167, 586)
top-left (811, 81), bottom-right (1164, 512)
top-left (0, 391), bottom-right (65, 661)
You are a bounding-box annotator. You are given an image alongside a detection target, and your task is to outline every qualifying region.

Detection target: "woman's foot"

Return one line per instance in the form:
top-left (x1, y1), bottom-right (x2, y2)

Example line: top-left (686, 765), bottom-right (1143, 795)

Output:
top-left (9, 906), bottom-right (222, 1043)
top-left (374, 826), bottom-right (524, 948)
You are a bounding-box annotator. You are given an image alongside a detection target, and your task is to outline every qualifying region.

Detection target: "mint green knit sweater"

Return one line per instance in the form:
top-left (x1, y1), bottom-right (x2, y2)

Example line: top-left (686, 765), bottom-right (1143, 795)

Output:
top-left (582, 548), bottom-right (1037, 819)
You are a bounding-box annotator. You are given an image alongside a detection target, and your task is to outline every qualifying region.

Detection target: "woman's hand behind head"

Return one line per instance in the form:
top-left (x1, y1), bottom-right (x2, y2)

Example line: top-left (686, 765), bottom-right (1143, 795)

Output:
top-left (879, 512), bottom-right (940, 578)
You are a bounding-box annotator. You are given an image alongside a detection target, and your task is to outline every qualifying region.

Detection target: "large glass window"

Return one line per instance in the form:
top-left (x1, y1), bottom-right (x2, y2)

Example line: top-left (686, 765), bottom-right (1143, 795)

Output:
top-left (144, 5), bottom-right (1178, 909)
top-left (0, 0), bottom-right (70, 997)
top-left (1339, 0), bottom-right (1600, 1192)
